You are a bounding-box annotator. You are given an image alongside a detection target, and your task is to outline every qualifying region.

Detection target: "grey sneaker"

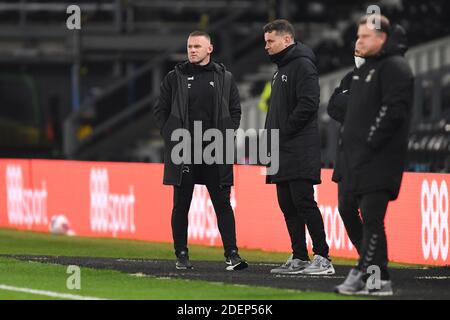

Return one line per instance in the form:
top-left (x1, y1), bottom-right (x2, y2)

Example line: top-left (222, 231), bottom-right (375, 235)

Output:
top-left (176, 251), bottom-right (193, 270)
top-left (270, 255), bottom-right (294, 274)
top-left (270, 255), bottom-right (310, 274)
top-left (335, 268), bottom-right (366, 295)
top-left (225, 250), bottom-right (248, 271)
top-left (359, 280), bottom-right (394, 296)
top-left (300, 255), bottom-right (335, 275)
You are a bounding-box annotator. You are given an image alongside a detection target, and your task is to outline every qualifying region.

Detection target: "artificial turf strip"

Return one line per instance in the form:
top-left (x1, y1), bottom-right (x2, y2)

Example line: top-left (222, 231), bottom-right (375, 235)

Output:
top-left (0, 257), bottom-right (363, 300)
top-left (0, 228), bottom-right (418, 268)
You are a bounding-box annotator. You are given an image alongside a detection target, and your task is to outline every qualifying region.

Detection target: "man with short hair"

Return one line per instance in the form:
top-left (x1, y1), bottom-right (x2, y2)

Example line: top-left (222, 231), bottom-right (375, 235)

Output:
top-left (263, 19), bottom-right (334, 276)
top-left (334, 15), bottom-right (414, 296)
top-left (153, 31), bottom-right (247, 271)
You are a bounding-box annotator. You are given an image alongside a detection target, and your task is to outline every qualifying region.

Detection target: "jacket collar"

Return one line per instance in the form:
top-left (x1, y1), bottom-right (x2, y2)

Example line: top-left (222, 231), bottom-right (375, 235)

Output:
top-left (175, 60), bottom-right (225, 75)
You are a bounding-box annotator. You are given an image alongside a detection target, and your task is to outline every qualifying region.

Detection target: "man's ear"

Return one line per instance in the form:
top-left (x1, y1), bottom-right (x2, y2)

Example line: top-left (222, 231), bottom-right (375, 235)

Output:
top-left (284, 35), bottom-right (293, 47)
top-left (208, 44), bottom-right (214, 54)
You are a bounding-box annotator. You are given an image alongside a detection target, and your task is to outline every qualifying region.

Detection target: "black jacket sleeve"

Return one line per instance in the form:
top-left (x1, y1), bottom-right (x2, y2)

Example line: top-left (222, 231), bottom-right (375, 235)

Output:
top-left (228, 75), bottom-right (242, 130)
top-left (327, 71), bottom-right (354, 124)
top-left (285, 58), bottom-right (320, 135)
top-left (152, 71), bottom-right (174, 130)
top-left (366, 57), bottom-right (414, 150)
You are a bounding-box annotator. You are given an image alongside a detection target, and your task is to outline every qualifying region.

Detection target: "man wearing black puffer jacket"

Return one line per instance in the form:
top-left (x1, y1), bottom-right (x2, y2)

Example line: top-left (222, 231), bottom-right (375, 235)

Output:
top-left (335, 15), bottom-right (414, 296)
top-left (263, 19), bottom-right (334, 276)
top-left (327, 66), bottom-right (363, 256)
top-left (153, 31), bottom-right (247, 271)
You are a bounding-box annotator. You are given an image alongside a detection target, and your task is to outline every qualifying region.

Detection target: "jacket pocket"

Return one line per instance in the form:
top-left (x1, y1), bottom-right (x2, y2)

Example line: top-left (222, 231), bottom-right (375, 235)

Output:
top-left (161, 114), bottom-right (181, 140)
top-left (351, 146), bottom-right (373, 169)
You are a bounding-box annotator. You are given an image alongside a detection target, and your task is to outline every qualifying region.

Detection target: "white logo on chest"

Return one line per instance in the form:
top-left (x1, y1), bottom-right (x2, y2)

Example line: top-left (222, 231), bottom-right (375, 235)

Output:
top-left (365, 69), bottom-right (375, 82)
top-left (272, 71), bottom-right (278, 85)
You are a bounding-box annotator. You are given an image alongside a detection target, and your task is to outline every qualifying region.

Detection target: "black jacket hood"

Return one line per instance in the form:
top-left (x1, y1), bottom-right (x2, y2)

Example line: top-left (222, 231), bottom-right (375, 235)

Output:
top-left (270, 42), bottom-right (316, 67)
top-left (377, 24), bottom-right (409, 58)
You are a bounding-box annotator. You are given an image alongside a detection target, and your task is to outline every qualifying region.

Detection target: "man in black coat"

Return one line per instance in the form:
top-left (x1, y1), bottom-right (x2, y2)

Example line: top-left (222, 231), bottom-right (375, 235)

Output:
top-left (327, 67), bottom-right (363, 256)
top-left (334, 15), bottom-right (414, 296)
top-left (153, 31), bottom-right (247, 271)
top-left (263, 19), bottom-right (334, 276)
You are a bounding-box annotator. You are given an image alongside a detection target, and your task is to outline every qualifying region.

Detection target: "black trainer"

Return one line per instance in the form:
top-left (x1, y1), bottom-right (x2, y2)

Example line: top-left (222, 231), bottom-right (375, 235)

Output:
top-left (176, 251), bottom-right (193, 270)
top-left (225, 250), bottom-right (248, 271)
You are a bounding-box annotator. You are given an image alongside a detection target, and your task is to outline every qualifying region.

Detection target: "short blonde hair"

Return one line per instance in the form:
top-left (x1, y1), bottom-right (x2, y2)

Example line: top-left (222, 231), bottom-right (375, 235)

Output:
top-left (359, 14), bottom-right (391, 34)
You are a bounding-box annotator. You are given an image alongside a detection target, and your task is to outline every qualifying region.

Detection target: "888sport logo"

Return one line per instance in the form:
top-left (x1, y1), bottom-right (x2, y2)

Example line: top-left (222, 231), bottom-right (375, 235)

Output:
top-left (421, 179), bottom-right (449, 261)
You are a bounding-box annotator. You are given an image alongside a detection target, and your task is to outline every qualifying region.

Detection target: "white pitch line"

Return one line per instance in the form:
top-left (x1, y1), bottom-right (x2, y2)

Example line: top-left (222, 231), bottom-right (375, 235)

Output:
top-left (274, 275), bottom-right (345, 279)
top-left (415, 276), bottom-right (450, 280)
top-left (250, 263), bottom-right (280, 267)
top-left (0, 284), bottom-right (106, 300)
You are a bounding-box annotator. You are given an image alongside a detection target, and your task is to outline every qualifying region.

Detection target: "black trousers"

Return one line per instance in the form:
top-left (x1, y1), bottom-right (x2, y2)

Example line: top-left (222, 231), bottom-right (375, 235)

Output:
top-left (276, 179), bottom-right (329, 260)
top-left (356, 191), bottom-right (391, 280)
top-left (171, 164), bottom-right (238, 258)
top-left (337, 182), bottom-right (363, 254)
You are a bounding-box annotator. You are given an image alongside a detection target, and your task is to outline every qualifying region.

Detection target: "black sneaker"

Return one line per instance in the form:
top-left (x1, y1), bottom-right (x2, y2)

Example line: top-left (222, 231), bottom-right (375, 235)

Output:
top-left (225, 250), bottom-right (248, 271)
top-left (176, 251), bottom-right (193, 270)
